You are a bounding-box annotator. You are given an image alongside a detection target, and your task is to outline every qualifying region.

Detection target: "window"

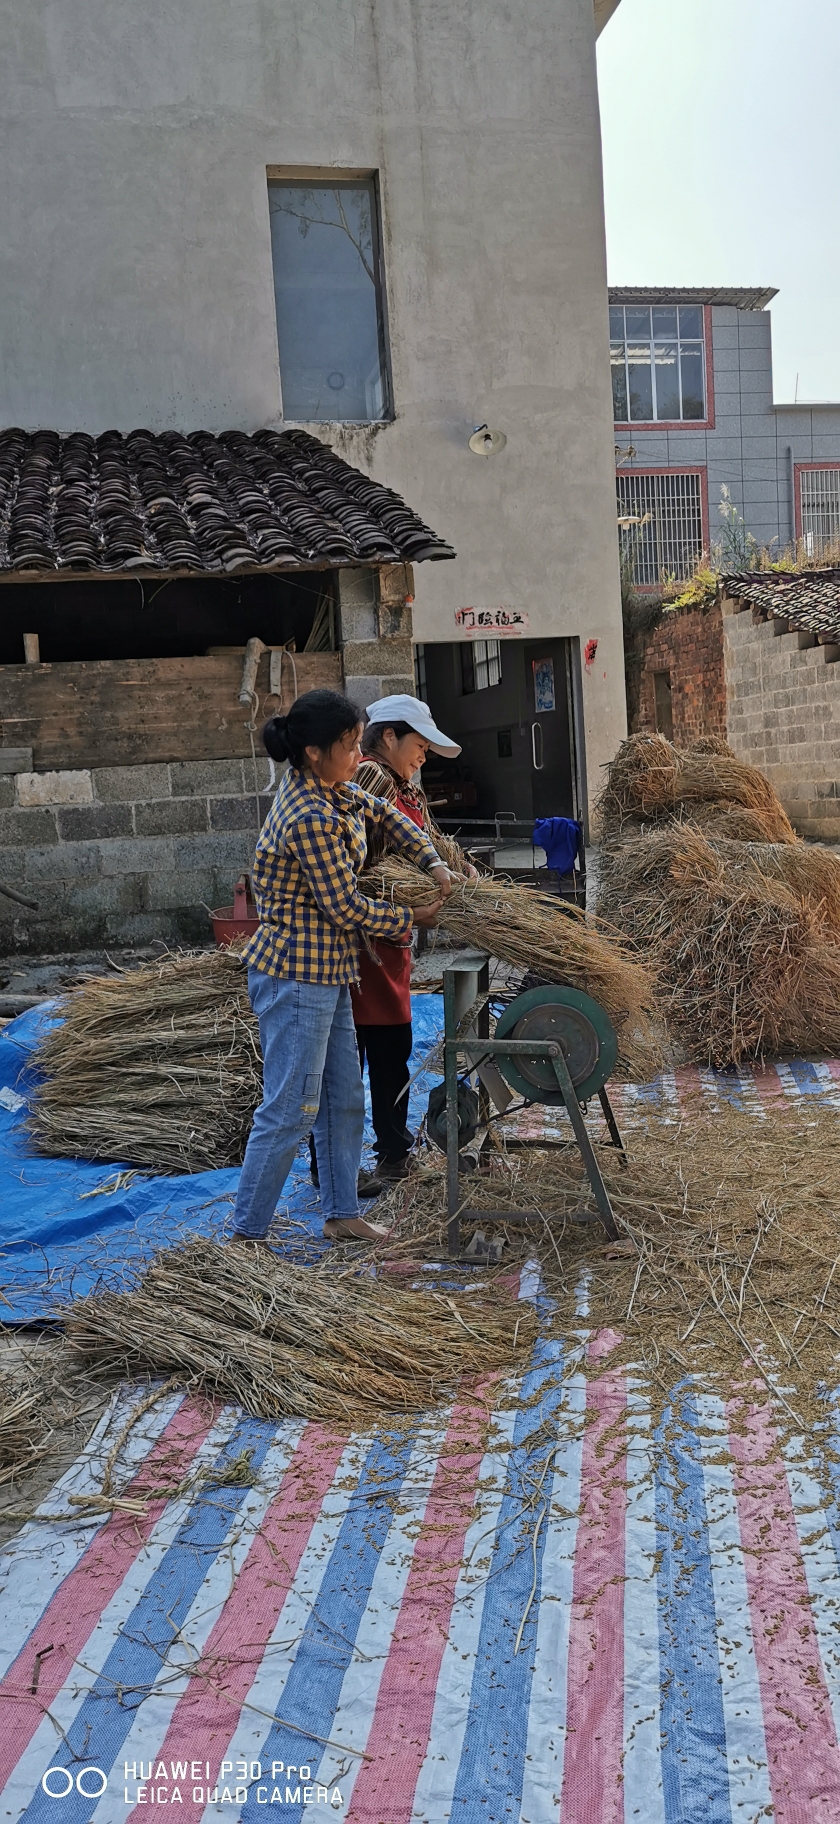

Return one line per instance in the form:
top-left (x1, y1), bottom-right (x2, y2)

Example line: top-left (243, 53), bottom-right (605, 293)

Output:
top-left (799, 468), bottom-right (840, 557)
top-left (268, 178), bottom-right (390, 422)
top-left (461, 638), bottom-right (502, 694)
top-left (617, 471), bottom-right (704, 586)
top-left (610, 304), bottom-right (706, 422)
top-left (414, 642), bottom-right (428, 704)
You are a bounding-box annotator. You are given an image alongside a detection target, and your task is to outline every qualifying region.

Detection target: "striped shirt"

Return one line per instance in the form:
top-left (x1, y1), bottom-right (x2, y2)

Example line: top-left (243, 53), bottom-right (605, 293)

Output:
top-left (242, 766), bottom-right (440, 984)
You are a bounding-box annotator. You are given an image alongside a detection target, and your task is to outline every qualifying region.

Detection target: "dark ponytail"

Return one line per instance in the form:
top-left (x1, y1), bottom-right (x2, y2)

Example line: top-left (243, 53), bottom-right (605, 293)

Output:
top-left (262, 689), bottom-right (362, 770)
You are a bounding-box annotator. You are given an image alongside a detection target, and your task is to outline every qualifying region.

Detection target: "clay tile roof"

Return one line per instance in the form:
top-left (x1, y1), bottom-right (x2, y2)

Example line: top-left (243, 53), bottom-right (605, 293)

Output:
top-left (721, 571), bottom-right (840, 642)
top-left (0, 426), bottom-right (455, 578)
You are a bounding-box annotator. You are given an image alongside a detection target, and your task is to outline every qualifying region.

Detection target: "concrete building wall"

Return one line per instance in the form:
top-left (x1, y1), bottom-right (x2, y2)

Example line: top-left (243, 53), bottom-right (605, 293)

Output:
top-left (723, 604), bottom-right (840, 841)
top-left (0, 0), bottom-right (627, 814)
top-left (617, 304), bottom-right (840, 556)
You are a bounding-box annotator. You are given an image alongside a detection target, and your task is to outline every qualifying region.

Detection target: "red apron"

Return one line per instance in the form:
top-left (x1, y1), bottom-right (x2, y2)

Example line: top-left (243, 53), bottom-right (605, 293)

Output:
top-left (350, 793), bottom-right (422, 1027)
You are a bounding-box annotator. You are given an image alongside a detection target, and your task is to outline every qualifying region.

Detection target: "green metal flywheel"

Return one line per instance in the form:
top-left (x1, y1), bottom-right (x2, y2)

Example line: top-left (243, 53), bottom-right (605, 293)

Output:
top-left (493, 985), bottom-right (618, 1105)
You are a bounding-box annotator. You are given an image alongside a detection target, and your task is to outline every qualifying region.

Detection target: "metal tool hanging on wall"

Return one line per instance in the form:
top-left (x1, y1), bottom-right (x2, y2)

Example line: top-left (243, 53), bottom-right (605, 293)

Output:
top-left (430, 960), bottom-right (626, 1260)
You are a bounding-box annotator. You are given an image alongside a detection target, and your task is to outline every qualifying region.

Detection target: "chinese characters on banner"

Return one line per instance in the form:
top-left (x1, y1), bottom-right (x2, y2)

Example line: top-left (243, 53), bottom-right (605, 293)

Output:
top-left (454, 607), bottom-right (530, 638)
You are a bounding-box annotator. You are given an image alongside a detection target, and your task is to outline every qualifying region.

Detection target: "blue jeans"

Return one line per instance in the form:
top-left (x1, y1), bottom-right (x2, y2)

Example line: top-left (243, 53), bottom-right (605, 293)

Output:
top-left (232, 970), bottom-right (364, 1238)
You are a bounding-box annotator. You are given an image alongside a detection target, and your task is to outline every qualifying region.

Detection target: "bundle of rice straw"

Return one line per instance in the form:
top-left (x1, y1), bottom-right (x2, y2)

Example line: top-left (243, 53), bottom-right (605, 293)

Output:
top-left (28, 948), bottom-right (260, 1172)
top-left (598, 824), bottom-right (840, 1065)
top-left (64, 1238), bottom-right (537, 1421)
top-left (598, 732), bottom-right (796, 845)
top-left (710, 835), bottom-right (840, 927)
top-left (360, 857), bottom-right (663, 1079)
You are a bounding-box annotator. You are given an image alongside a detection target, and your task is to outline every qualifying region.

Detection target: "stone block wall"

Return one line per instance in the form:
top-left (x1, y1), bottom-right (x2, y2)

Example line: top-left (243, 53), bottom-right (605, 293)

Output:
top-left (0, 561), bottom-right (418, 952)
top-left (338, 564), bottom-right (416, 711)
top-left (723, 601), bottom-right (840, 840)
top-left (635, 601), bottom-right (727, 745)
top-left (0, 753), bottom-right (274, 953)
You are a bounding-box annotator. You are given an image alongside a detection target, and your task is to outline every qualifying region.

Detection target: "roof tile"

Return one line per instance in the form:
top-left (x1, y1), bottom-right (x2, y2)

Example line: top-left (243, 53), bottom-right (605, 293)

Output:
top-left (722, 571), bottom-right (840, 641)
top-left (0, 426), bottom-right (455, 578)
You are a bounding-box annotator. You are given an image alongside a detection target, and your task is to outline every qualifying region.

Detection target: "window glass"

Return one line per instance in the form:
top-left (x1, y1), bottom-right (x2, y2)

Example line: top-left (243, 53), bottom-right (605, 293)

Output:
top-left (268, 179), bottom-right (389, 422)
top-left (611, 301), bottom-right (706, 422)
top-left (799, 469), bottom-right (840, 556)
top-left (610, 348), bottom-right (629, 421)
top-left (678, 305), bottom-right (703, 338)
top-left (473, 638), bottom-right (502, 690)
top-left (627, 347), bottom-right (654, 421)
top-left (625, 306), bottom-right (651, 338)
top-left (652, 306), bottom-right (678, 337)
top-left (609, 306), bottom-right (625, 338)
top-left (679, 347), bottom-right (705, 419)
top-left (616, 472), bottom-right (704, 585)
top-left (654, 342), bottom-right (680, 419)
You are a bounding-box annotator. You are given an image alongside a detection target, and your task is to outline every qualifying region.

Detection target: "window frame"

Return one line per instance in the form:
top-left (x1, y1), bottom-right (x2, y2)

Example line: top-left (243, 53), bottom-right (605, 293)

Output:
top-left (460, 637), bottom-right (502, 694)
top-left (611, 303), bottom-right (716, 431)
top-left (266, 167), bottom-right (394, 425)
top-left (794, 463), bottom-right (840, 556)
top-left (616, 466), bottom-right (709, 592)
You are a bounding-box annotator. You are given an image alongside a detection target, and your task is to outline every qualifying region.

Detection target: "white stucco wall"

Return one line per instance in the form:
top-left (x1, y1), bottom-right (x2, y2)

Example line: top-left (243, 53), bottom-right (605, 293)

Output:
top-left (0, 0), bottom-right (626, 809)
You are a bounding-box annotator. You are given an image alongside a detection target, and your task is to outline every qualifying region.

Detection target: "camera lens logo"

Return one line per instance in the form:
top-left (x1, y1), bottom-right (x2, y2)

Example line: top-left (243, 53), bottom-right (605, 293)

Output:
top-left (42, 1767), bottom-right (108, 1799)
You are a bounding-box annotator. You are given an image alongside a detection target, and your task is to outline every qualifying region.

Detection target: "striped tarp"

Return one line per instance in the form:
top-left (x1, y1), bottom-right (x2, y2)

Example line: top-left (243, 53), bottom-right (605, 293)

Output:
top-left (2, 1061), bottom-right (840, 1819)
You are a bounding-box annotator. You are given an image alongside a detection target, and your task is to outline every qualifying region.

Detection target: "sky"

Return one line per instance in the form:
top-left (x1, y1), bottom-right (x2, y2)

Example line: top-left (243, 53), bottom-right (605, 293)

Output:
top-left (597, 0), bottom-right (840, 403)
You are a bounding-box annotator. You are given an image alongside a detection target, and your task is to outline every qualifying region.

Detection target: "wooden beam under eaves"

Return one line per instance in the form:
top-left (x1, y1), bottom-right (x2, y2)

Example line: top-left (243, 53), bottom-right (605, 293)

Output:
top-left (594, 0), bottom-right (622, 34)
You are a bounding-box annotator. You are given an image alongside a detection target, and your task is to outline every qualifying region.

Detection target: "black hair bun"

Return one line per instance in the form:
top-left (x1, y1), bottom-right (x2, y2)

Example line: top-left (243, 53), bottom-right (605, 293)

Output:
top-left (262, 714), bottom-right (291, 762)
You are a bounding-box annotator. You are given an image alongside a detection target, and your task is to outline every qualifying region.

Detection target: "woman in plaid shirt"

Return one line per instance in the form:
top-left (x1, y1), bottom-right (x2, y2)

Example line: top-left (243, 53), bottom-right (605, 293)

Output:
top-left (230, 689), bottom-right (450, 1248)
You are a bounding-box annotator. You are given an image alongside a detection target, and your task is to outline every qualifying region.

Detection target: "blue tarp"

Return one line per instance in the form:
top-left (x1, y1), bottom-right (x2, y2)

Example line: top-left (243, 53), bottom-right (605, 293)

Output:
top-left (0, 994), bottom-right (445, 1324)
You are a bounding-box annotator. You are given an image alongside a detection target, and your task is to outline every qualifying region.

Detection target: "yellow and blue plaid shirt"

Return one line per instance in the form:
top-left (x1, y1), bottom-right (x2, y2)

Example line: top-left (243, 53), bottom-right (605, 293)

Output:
top-left (242, 766), bottom-right (440, 985)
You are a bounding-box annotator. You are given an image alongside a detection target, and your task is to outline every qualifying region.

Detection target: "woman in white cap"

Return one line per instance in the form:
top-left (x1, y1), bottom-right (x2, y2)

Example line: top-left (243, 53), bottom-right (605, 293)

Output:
top-left (351, 693), bottom-right (476, 1183)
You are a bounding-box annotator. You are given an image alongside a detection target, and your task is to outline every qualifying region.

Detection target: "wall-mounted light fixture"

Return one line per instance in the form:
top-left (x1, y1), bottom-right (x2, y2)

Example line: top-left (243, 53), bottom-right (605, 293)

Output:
top-left (469, 423), bottom-right (507, 456)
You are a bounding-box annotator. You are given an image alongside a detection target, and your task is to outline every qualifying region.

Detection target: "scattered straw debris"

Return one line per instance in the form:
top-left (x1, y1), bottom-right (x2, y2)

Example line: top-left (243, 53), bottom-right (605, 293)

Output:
top-left (63, 1237), bottom-right (537, 1421)
top-left (364, 1091), bottom-right (840, 1446)
top-left (27, 948), bottom-right (261, 1172)
top-left (360, 858), bottom-right (663, 1080)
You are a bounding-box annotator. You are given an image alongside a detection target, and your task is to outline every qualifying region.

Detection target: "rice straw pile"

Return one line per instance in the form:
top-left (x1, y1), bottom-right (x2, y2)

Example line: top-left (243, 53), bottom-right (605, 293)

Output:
top-left (598, 823), bottom-right (840, 1065)
top-left (597, 731), bottom-right (796, 844)
top-left (364, 1091), bottom-right (840, 1450)
top-left (360, 858), bottom-right (663, 1080)
top-left (28, 948), bottom-right (260, 1172)
top-left (63, 1237), bottom-right (537, 1421)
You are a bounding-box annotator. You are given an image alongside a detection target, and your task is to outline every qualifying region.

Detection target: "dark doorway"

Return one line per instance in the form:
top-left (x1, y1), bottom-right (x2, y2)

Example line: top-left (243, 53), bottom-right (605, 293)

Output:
top-left (419, 637), bottom-right (583, 829)
top-left (653, 669), bottom-right (673, 739)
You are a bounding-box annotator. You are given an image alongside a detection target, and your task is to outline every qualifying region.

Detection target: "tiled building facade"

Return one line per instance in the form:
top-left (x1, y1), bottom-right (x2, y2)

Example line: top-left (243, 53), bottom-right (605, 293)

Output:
top-left (611, 287), bottom-right (840, 584)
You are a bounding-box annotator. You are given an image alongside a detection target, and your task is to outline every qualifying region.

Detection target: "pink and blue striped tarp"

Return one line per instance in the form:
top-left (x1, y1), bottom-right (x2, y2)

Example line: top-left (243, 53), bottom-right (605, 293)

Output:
top-left (3, 1290), bottom-right (840, 1816)
top-left (2, 1058), bottom-right (840, 1820)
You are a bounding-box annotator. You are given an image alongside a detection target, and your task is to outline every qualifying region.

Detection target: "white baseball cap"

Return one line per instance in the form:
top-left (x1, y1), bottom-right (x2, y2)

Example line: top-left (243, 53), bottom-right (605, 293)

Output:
top-left (364, 693), bottom-right (461, 758)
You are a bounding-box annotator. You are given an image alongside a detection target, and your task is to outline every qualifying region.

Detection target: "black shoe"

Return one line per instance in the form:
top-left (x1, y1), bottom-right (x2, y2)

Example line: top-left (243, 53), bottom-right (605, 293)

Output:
top-left (357, 1160), bottom-right (409, 1196)
top-left (311, 1165), bottom-right (386, 1199)
top-left (357, 1172), bottom-right (385, 1198)
top-left (373, 1156), bottom-right (411, 1182)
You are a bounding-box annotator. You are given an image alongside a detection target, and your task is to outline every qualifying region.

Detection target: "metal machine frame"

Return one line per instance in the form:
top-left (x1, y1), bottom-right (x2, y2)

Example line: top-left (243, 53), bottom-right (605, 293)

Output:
top-left (441, 958), bottom-right (625, 1258)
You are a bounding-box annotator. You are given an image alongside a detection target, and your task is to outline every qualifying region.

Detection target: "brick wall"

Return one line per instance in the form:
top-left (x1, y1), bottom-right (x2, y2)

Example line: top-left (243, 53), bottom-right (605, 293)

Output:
top-left (635, 600), bottom-right (727, 744)
top-left (723, 599), bottom-right (840, 840)
top-left (0, 752), bottom-right (276, 953)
